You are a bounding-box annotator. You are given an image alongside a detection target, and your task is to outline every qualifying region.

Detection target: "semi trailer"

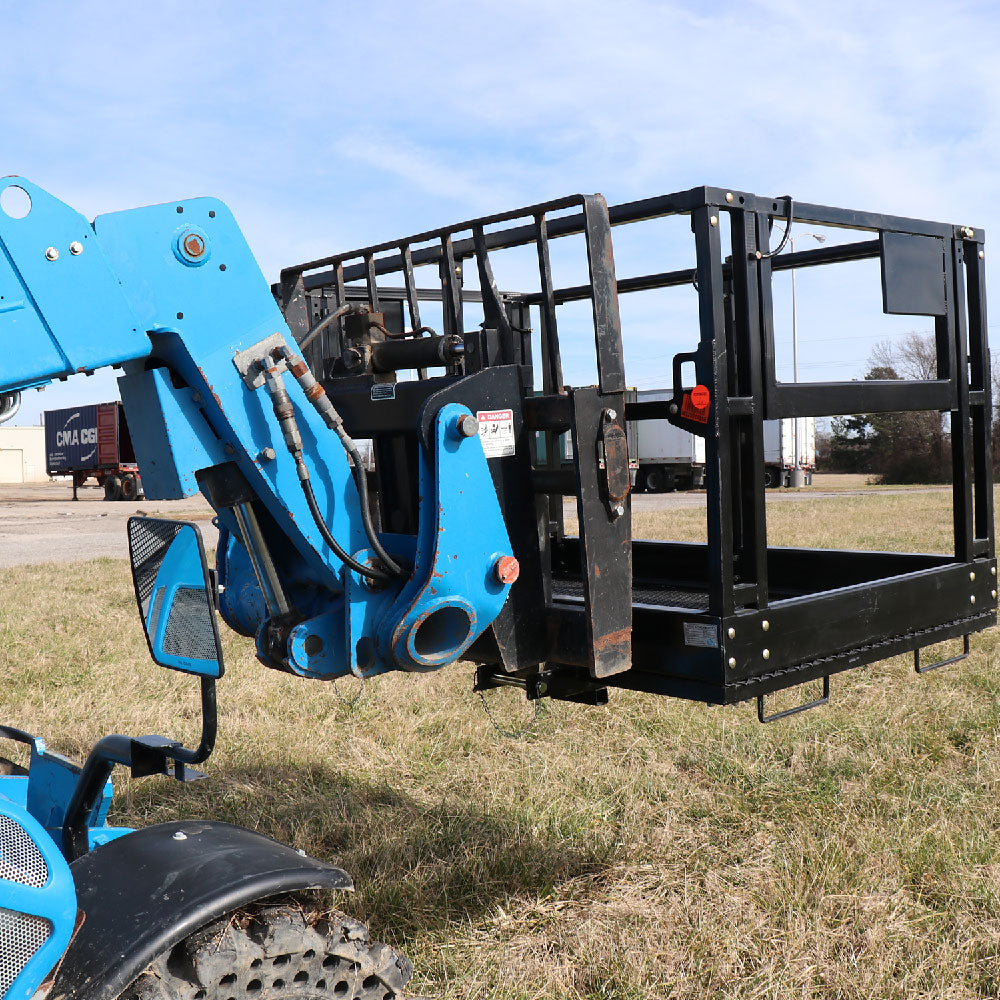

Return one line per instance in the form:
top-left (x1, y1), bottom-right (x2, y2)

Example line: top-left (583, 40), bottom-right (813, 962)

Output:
top-left (44, 401), bottom-right (143, 500)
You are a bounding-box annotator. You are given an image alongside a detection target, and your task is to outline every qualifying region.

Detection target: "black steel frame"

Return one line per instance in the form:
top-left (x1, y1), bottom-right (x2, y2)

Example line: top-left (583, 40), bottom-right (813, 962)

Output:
top-left (275, 186), bottom-right (996, 709)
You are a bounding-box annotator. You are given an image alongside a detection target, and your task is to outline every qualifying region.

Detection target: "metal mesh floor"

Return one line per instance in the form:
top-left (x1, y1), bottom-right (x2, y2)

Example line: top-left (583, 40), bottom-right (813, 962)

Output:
top-left (552, 579), bottom-right (710, 611)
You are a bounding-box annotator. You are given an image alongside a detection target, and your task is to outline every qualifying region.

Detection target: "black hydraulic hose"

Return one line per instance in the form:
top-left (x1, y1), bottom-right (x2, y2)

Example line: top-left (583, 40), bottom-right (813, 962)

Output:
top-left (757, 195), bottom-right (794, 259)
top-left (301, 475), bottom-right (390, 582)
top-left (258, 358), bottom-right (393, 582)
top-left (270, 345), bottom-right (405, 578)
top-left (335, 431), bottom-right (404, 577)
top-left (298, 302), bottom-right (353, 352)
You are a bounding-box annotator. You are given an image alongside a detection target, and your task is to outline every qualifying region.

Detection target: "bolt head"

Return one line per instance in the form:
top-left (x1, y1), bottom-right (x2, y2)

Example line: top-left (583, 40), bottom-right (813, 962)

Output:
top-left (980, 250), bottom-right (986, 260)
top-left (69, 241), bottom-right (83, 255)
top-left (762, 648), bottom-right (770, 660)
top-left (172, 830), bottom-right (188, 841)
top-left (455, 413), bottom-right (479, 439)
top-left (183, 233), bottom-right (206, 258)
top-left (612, 503), bottom-right (625, 517)
top-left (604, 408), bottom-right (617, 421)
top-left (971, 595), bottom-right (977, 604)
top-left (725, 192), bottom-right (734, 203)
top-left (258, 447), bottom-right (276, 463)
top-left (710, 215), bottom-right (719, 227)
top-left (970, 571), bottom-right (976, 581)
top-left (992, 566), bottom-right (996, 576)
top-left (761, 620), bottom-right (770, 631)
top-left (45, 246), bottom-right (59, 261)
top-left (728, 657), bottom-right (736, 668)
top-left (669, 403), bottom-right (679, 415)
top-left (727, 627), bottom-right (736, 639)
top-left (494, 555), bottom-right (520, 585)
top-left (992, 590), bottom-right (997, 600)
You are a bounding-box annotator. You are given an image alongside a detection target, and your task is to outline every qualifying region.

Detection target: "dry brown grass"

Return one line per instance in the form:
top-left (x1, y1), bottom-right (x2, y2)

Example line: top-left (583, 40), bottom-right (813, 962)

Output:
top-left (3, 488), bottom-right (1000, 998)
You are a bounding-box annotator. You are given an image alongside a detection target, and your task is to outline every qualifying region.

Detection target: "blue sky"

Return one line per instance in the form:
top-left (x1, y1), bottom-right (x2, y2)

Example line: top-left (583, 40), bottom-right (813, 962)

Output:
top-left (3, 0), bottom-right (1000, 422)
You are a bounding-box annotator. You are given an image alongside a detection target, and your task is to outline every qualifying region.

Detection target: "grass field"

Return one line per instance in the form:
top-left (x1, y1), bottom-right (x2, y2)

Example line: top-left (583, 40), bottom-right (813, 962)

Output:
top-left (3, 488), bottom-right (1000, 998)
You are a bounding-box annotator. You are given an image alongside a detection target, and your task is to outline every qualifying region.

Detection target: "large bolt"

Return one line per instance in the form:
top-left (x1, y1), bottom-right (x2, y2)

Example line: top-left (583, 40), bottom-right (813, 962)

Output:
top-left (454, 413), bottom-right (479, 439)
top-left (45, 247), bottom-right (59, 261)
top-left (183, 232), bottom-right (206, 258)
top-left (494, 555), bottom-right (520, 585)
top-left (69, 241), bottom-right (83, 255)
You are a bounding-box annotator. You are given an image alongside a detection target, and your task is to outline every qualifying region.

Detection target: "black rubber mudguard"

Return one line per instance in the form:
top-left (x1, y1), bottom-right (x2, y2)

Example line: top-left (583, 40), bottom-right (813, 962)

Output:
top-left (49, 820), bottom-right (353, 1000)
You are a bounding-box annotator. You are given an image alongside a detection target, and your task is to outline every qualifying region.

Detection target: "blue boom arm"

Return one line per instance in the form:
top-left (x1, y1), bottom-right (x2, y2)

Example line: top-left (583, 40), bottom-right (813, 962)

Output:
top-left (0, 177), bottom-right (517, 679)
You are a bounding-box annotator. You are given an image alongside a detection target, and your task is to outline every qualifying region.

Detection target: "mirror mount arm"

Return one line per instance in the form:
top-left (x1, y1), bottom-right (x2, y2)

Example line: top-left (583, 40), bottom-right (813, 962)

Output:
top-left (62, 677), bottom-right (218, 861)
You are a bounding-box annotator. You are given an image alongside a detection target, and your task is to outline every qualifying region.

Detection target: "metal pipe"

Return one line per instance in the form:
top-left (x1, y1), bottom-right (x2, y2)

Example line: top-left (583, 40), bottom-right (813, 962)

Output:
top-left (233, 502), bottom-right (291, 619)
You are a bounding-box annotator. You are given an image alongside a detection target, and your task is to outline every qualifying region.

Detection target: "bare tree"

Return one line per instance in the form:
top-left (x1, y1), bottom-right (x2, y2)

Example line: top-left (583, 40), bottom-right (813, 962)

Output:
top-left (870, 332), bottom-right (938, 381)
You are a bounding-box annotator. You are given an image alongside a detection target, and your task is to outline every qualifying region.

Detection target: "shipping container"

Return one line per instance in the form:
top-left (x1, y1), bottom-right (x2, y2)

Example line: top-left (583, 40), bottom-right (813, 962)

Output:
top-left (44, 401), bottom-right (142, 500)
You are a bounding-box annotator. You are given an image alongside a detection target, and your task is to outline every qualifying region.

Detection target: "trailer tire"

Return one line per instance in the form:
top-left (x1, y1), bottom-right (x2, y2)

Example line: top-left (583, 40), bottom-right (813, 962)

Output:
top-left (119, 897), bottom-right (414, 1000)
top-left (642, 467), bottom-right (666, 493)
top-left (120, 474), bottom-right (138, 501)
top-left (104, 475), bottom-right (122, 501)
top-left (763, 466), bottom-right (779, 489)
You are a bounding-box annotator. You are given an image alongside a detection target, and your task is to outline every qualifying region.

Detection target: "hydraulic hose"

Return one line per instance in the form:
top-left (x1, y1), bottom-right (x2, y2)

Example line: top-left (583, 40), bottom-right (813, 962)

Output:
top-left (258, 358), bottom-right (394, 583)
top-left (298, 302), bottom-right (354, 352)
top-left (272, 344), bottom-right (405, 578)
top-left (757, 195), bottom-right (794, 259)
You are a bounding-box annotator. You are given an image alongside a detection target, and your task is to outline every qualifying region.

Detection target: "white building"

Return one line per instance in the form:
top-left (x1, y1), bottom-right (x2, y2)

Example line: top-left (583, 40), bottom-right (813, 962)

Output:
top-left (0, 426), bottom-right (48, 483)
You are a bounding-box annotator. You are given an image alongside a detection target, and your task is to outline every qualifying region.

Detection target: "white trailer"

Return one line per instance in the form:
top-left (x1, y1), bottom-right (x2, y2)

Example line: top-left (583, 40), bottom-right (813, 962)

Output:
top-left (763, 417), bottom-right (816, 487)
top-left (629, 390), bottom-right (816, 492)
top-left (630, 389), bottom-right (706, 493)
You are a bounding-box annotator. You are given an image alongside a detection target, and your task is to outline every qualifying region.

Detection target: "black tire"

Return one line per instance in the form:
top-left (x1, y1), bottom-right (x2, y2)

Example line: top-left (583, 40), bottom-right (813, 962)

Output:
top-left (763, 466), bottom-right (779, 489)
top-left (120, 474), bottom-right (138, 501)
top-left (104, 475), bottom-right (122, 501)
top-left (642, 467), bottom-right (665, 493)
top-left (120, 898), bottom-right (413, 1000)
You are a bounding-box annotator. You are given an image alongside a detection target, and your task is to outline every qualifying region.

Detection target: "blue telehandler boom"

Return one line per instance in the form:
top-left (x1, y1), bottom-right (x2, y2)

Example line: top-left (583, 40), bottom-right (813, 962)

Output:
top-left (0, 175), bottom-right (993, 998)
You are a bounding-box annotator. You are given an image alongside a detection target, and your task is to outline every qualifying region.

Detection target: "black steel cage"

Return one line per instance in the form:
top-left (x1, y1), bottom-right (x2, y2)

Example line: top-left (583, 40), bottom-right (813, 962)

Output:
top-left (275, 186), bottom-right (996, 710)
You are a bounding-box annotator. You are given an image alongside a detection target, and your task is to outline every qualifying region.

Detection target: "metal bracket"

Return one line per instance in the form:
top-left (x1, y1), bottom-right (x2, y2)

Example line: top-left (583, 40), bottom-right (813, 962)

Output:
top-left (757, 675), bottom-right (830, 723)
top-left (599, 406), bottom-right (630, 514)
top-left (233, 332), bottom-right (289, 390)
top-left (914, 633), bottom-right (970, 674)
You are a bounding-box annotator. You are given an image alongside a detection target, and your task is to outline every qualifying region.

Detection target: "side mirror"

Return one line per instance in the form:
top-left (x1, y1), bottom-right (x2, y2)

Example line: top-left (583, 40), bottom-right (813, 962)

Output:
top-left (127, 518), bottom-right (224, 678)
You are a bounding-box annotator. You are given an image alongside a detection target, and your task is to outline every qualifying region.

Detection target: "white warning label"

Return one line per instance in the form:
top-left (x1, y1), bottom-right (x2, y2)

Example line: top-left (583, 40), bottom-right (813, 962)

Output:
top-left (683, 622), bottom-right (719, 648)
top-left (477, 409), bottom-right (516, 458)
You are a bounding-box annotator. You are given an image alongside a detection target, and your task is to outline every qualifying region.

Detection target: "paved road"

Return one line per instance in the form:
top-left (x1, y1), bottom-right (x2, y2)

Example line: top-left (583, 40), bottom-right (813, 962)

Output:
top-left (0, 482), bottom-right (216, 568)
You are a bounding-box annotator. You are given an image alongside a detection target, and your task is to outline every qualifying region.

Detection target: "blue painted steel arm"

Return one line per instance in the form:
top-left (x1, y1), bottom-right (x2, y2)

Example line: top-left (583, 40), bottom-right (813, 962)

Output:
top-left (0, 176), bottom-right (516, 679)
top-left (0, 176), bottom-right (519, 998)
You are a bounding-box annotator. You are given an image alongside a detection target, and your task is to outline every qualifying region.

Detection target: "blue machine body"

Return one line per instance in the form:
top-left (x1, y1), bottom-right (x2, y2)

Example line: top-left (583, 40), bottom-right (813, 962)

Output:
top-left (0, 734), bottom-right (131, 1000)
top-left (0, 177), bottom-right (517, 996)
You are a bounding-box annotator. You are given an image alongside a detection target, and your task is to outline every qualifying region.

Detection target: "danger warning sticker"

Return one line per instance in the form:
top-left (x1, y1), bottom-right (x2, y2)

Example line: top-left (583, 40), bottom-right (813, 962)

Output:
top-left (681, 384), bottom-right (711, 423)
top-left (477, 409), bottom-right (515, 458)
